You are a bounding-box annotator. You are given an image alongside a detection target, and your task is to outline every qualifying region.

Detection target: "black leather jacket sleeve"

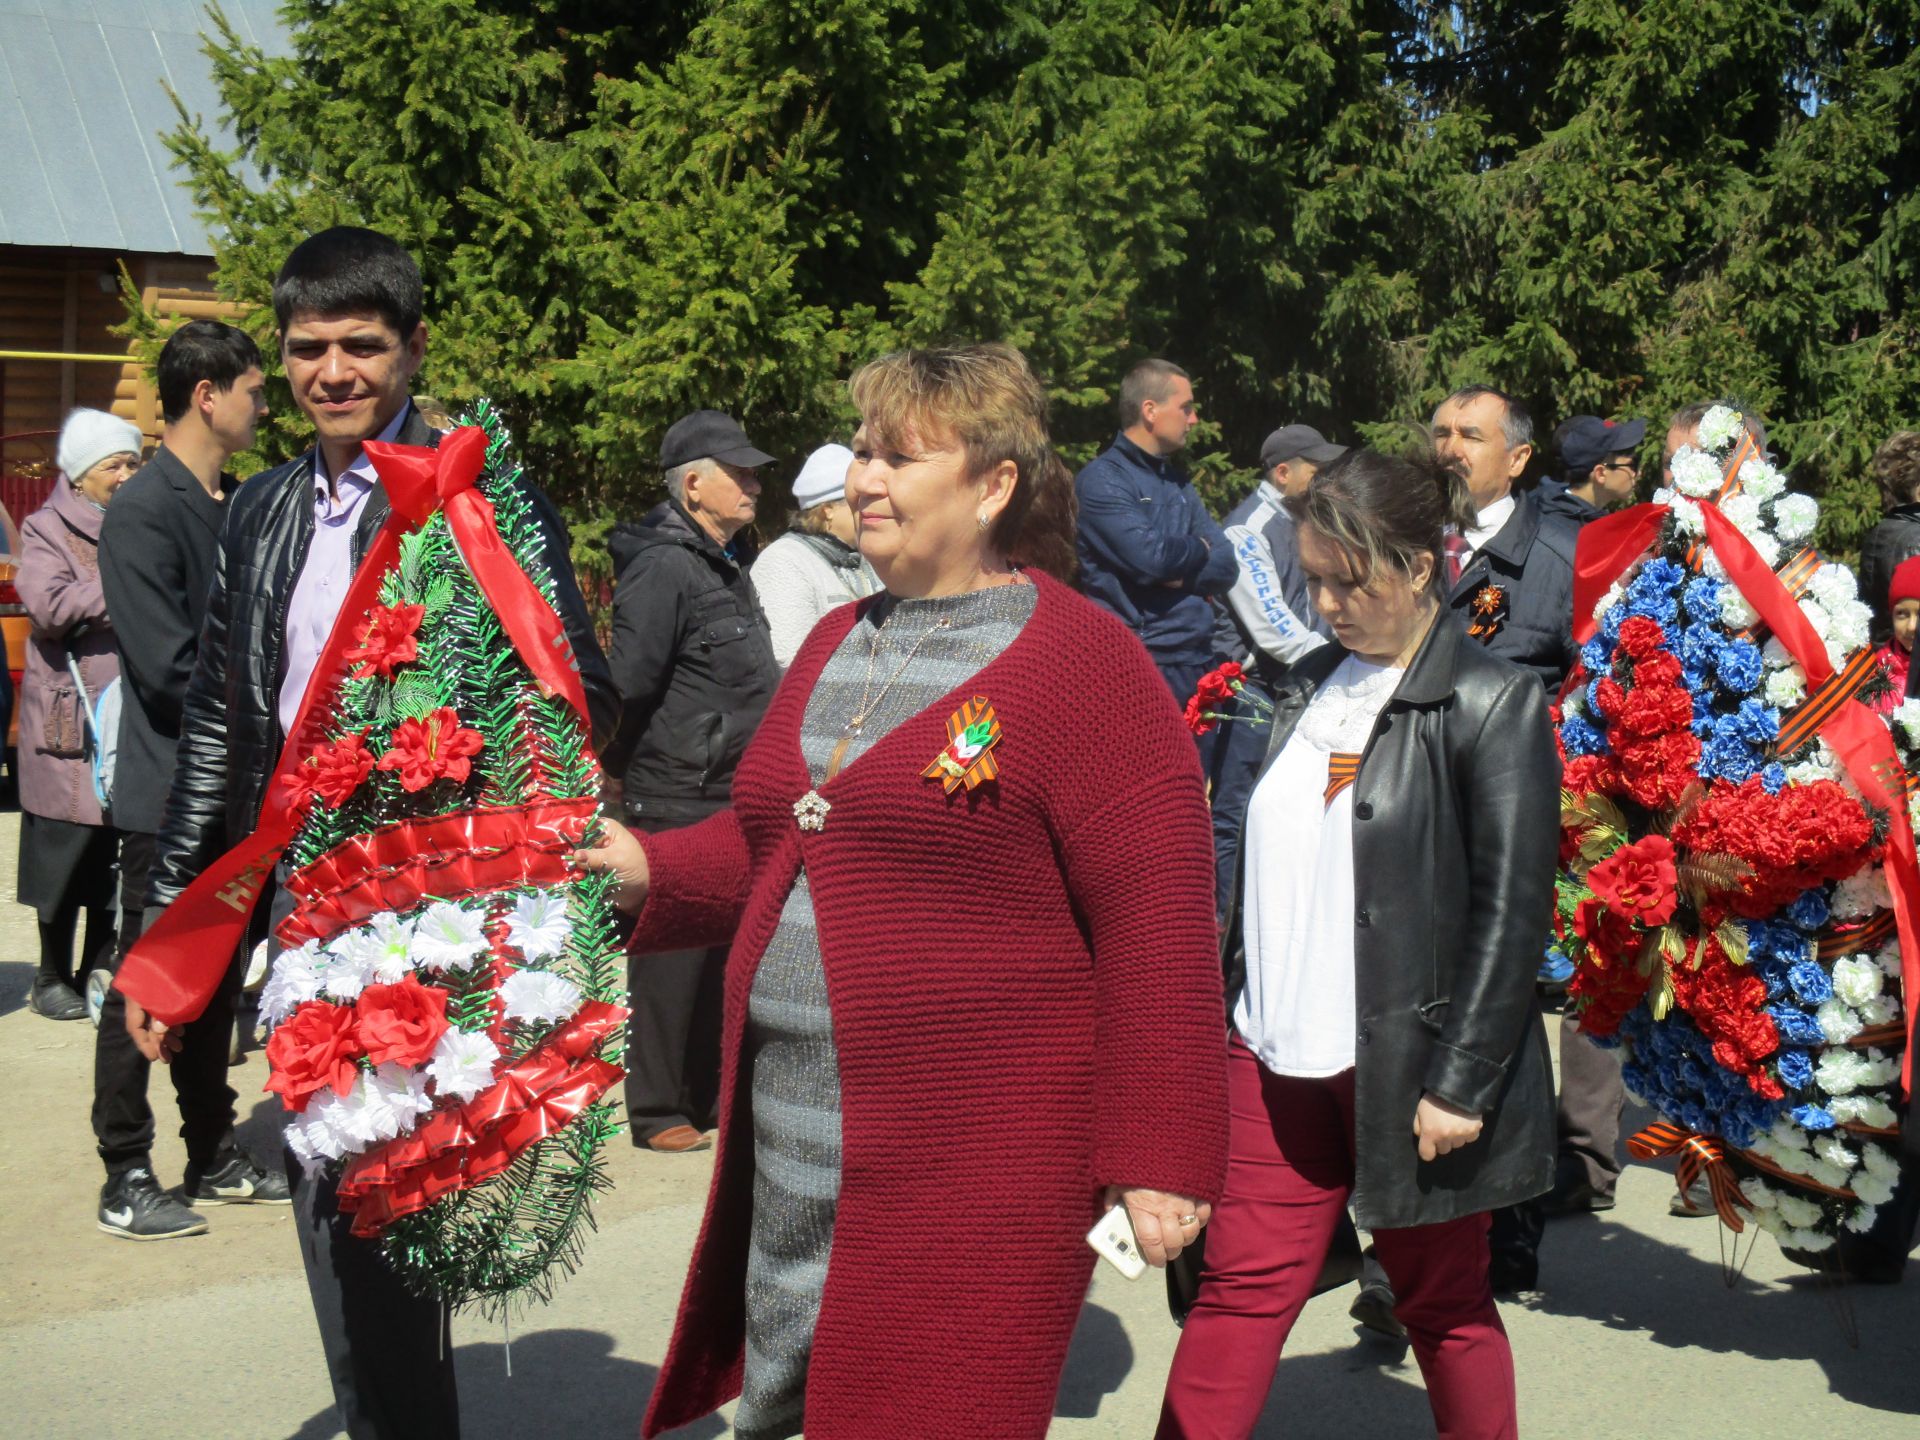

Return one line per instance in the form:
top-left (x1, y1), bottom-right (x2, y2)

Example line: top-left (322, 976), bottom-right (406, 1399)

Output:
top-left (1422, 667), bottom-right (1561, 1114)
top-left (146, 520), bottom-right (240, 918)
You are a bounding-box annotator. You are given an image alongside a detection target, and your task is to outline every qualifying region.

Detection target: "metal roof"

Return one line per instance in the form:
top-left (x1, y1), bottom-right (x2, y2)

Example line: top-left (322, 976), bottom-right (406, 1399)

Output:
top-left (0, 0), bottom-right (289, 255)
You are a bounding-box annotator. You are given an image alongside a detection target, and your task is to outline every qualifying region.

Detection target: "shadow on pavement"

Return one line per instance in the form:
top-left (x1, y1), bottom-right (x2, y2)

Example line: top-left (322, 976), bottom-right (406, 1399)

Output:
top-left (283, 1328), bottom-right (720, 1440)
top-left (1531, 1214), bottom-right (1920, 1414)
top-left (1057, 1301), bottom-right (1135, 1418)
top-left (1254, 1337), bottom-right (1434, 1437)
top-left (0, 958), bottom-right (33, 1018)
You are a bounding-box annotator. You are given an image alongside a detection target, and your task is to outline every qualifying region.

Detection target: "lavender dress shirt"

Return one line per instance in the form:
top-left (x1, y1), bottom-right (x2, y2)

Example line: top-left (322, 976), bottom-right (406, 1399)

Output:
top-left (277, 406), bottom-right (411, 737)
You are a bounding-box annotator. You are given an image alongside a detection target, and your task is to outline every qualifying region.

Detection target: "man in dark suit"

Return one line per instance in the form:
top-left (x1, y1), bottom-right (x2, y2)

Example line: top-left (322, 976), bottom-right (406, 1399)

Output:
top-left (1430, 385), bottom-right (1578, 694)
top-left (123, 229), bottom-right (617, 1438)
top-left (94, 320), bottom-right (285, 1240)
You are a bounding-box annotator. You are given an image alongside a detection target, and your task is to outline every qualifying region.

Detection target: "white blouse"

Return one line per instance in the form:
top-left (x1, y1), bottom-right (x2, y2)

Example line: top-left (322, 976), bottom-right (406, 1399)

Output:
top-left (1235, 655), bottom-right (1404, 1077)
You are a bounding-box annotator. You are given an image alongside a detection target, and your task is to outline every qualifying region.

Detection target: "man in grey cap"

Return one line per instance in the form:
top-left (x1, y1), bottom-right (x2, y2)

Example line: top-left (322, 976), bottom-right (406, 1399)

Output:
top-left (603, 409), bottom-right (782, 1152)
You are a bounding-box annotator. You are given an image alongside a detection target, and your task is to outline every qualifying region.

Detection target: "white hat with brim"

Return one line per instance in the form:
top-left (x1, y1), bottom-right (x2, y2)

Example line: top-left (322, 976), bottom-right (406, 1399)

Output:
top-left (792, 444), bottom-right (855, 511)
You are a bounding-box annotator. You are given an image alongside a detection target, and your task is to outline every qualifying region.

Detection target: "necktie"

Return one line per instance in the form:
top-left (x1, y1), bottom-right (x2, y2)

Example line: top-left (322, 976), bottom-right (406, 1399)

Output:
top-left (1444, 530), bottom-right (1471, 587)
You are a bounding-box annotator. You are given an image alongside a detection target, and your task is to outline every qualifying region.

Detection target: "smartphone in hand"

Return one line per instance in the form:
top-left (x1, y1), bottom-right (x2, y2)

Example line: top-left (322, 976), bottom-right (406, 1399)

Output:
top-left (1086, 1203), bottom-right (1146, 1280)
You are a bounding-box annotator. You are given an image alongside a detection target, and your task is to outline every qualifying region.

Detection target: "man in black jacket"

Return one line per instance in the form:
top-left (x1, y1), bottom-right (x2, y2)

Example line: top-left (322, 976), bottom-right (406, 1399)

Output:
top-left (93, 320), bottom-right (285, 1241)
top-left (1537, 415), bottom-right (1646, 529)
top-left (127, 228), bottom-right (617, 1439)
top-left (604, 410), bottom-right (781, 1152)
top-left (1431, 386), bottom-right (1578, 695)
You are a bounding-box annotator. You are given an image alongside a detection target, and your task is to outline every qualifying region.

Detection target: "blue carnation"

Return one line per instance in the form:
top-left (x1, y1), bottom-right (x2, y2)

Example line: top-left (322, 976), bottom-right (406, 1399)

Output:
top-left (1760, 762), bottom-right (1788, 795)
top-left (1626, 593), bottom-right (1680, 627)
top-left (1791, 1104), bottom-right (1838, 1132)
top-left (1716, 639), bottom-right (1763, 693)
top-left (1680, 1102), bottom-right (1715, 1136)
top-left (1680, 624), bottom-right (1725, 672)
top-left (1580, 637), bottom-right (1613, 676)
top-left (1788, 961), bottom-right (1834, 1004)
top-left (1786, 889), bottom-right (1830, 932)
top-left (1701, 728), bottom-right (1759, 783)
top-left (1767, 1004), bottom-right (1826, 1046)
top-left (1691, 692), bottom-right (1718, 736)
top-left (1683, 575), bottom-right (1723, 622)
top-left (1621, 1061), bottom-right (1653, 1098)
top-left (1733, 698), bottom-right (1779, 745)
top-left (1635, 558), bottom-right (1686, 597)
top-left (1776, 1048), bottom-right (1814, 1089)
top-left (1752, 957), bottom-right (1791, 999)
top-left (1600, 606), bottom-right (1626, 643)
top-left (1560, 712), bottom-right (1609, 756)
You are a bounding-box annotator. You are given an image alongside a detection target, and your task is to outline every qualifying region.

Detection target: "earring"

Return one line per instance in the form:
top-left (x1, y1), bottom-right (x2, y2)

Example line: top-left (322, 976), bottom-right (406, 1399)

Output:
top-left (977, 512), bottom-right (990, 532)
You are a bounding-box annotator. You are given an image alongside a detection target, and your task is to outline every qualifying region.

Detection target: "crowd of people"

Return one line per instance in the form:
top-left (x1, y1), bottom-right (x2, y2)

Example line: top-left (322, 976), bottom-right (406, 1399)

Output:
top-left (5, 222), bottom-right (1918, 1439)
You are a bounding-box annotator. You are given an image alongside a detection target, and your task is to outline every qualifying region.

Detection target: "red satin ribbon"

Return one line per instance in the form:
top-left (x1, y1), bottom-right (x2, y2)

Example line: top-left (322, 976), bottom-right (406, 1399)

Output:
top-left (276, 798), bottom-right (594, 947)
top-left (1572, 499), bottom-right (1920, 1092)
top-left (1628, 1121), bottom-right (1754, 1230)
top-left (116, 427), bottom-right (589, 1026)
top-left (335, 1000), bottom-right (626, 1237)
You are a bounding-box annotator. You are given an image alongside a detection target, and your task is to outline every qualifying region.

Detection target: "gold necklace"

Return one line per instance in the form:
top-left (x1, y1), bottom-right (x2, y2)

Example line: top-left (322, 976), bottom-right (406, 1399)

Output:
top-left (824, 616), bottom-right (951, 780)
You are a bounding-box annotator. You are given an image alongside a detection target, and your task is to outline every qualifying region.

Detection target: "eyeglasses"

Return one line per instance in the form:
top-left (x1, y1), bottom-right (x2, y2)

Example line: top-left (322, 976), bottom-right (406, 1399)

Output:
top-left (1601, 460), bottom-right (1640, 474)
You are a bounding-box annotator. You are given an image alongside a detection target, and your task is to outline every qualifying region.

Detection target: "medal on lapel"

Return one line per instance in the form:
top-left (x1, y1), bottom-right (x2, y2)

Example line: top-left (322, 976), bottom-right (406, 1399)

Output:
top-left (923, 695), bottom-right (1002, 793)
top-left (1467, 584), bottom-right (1509, 642)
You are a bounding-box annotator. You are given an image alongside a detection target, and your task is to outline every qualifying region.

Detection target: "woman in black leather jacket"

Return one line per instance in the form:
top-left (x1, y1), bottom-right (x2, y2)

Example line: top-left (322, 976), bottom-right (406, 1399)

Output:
top-left (1158, 448), bottom-right (1558, 1440)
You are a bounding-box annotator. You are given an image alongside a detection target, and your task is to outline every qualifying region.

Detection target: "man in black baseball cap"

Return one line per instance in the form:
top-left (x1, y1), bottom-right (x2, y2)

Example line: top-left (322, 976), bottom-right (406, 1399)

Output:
top-left (1258, 423), bottom-right (1347, 490)
top-left (1540, 415), bottom-right (1646, 527)
top-left (602, 408), bottom-right (781, 1153)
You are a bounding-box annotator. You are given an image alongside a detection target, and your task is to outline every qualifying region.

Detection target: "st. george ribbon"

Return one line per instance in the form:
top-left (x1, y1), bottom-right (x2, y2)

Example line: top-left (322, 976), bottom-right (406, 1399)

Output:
top-left (114, 426), bottom-right (591, 1027)
top-left (1568, 493), bottom-right (1920, 1094)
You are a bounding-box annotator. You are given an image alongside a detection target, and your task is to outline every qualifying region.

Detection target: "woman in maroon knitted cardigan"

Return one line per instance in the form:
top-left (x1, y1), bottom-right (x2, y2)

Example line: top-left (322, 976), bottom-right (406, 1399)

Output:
top-left (580, 345), bottom-right (1229, 1439)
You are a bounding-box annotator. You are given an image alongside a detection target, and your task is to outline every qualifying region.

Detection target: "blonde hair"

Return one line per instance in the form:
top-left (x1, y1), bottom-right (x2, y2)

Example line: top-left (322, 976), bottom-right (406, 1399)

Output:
top-left (848, 343), bottom-right (1076, 580)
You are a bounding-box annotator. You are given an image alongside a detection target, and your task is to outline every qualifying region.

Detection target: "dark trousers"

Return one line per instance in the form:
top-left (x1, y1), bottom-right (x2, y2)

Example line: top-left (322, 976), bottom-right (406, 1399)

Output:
top-left (290, 1149), bottom-right (458, 1439)
top-left (91, 829), bottom-right (240, 1177)
top-left (1207, 703), bottom-right (1270, 921)
top-left (1555, 1010), bottom-right (1625, 1193)
top-left (625, 942), bottom-right (726, 1139)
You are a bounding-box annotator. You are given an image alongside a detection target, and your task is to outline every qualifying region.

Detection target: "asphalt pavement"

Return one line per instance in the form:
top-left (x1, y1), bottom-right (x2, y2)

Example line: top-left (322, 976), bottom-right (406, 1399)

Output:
top-left (2, 807), bottom-right (1917, 1438)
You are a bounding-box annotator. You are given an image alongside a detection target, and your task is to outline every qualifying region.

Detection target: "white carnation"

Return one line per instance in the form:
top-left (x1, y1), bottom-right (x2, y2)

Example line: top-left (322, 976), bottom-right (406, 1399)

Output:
top-left (1697, 406), bottom-right (1744, 452)
top-left (1848, 1195), bottom-right (1887, 1227)
top-left (1863, 1144), bottom-right (1903, 1180)
top-left (262, 940), bottom-right (327, 1027)
top-left (1815, 1135), bottom-right (1859, 1174)
top-left (1784, 742), bottom-right (1838, 785)
top-left (1814, 1050), bottom-right (1872, 1096)
top-left (1859, 995), bottom-right (1899, 1027)
top-left (1799, 596), bottom-right (1834, 640)
top-left (1873, 940), bottom-right (1902, 982)
top-left (1831, 867), bottom-right (1892, 922)
top-left (1719, 492), bottom-right (1764, 536)
top-left (1740, 1177), bottom-right (1777, 1209)
top-left (1829, 599), bottom-right (1873, 652)
top-left (1594, 581), bottom-right (1627, 623)
top-left (1775, 1190), bottom-right (1824, 1229)
top-left (1763, 664), bottom-right (1807, 709)
top-left (426, 1028), bottom-right (501, 1101)
top-left (1718, 587), bottom-right (1759, 630)
top-left (410, 901), bottom-right (490, 973)
top-left (1745, 530), bottom-right (1783, 569)
top-left (497, 969), bottom-right (582, 1026)
top-left (1807, 563), bottom-right (1860, 612)
top-left (1771, 492), bottom-right (1820, 543)
top-left (1809, 1157), bottom-right (1853, 1191)
top-left (1817, 1000), bottom-right (1864, 1046)
top-left (1738, 458), bottom-right (1788, 502)
top-left (314, 1064), bottom-right (432, 1152)
top-left (1769, 1117), bottom-right (1813, 1152)
top-left (1830, 956), bottom-right (1883, 1008)
top-left (1787, 1227), bottom-right (1835, 1252)
top-left (1656, 487), bottom-right (1706, 534)
top-left (1855, 1175), bottom-right (1895, 1209)
top-left (505, 890), bottom-right (572, 962)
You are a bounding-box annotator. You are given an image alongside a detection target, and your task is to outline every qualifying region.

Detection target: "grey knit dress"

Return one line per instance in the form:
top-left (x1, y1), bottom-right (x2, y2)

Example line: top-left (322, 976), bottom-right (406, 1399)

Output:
top-left (731, 580), bottom-right (1038, 1440)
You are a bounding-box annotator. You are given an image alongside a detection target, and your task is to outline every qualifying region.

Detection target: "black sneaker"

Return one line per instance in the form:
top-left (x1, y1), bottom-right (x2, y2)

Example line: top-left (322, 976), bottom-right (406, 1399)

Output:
top-left (99, 1168), bottom-right (209, 1241)
top-left (1349, 1280), bottom-right (1407, 1339)
top-left (185, 1153), bottom-right (292, 1206)
top-left (30, 978), bottom-right (87, 1021)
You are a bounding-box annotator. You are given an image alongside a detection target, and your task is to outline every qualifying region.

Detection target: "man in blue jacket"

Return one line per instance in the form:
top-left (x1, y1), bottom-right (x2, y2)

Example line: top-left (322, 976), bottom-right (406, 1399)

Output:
top-left (1075, 358), bottom-right (1237, 719)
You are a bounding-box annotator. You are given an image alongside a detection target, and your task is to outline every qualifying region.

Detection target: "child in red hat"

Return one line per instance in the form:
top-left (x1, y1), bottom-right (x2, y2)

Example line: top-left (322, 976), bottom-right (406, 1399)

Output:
top-left (1873, 555), bottom-right (1920, 712)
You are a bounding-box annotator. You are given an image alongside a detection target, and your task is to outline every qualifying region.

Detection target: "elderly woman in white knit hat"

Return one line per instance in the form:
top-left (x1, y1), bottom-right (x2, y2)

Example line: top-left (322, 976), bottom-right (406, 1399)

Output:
top-left (14, 408), bottom-right (139, 1019)
top-left (749, 443), bottom-right (881, 667)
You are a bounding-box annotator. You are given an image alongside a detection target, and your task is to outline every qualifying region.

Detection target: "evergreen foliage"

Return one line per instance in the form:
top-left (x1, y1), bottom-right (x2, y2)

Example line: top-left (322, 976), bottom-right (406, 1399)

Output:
top-left (166, 1), bottom-right (1917, 554)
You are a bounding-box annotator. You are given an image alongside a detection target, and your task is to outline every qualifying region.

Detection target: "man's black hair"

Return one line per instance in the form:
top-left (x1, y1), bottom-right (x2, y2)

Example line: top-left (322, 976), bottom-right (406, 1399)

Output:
top-left (156, 320), bottom-right (264, 423)
top-left (271, 226), bottom-right (423, 337)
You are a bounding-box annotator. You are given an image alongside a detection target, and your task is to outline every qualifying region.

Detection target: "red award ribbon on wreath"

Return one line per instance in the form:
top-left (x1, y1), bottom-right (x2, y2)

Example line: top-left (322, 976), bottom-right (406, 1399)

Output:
top-left (1568, 497), bottom-right (1920, 1094)
top-left (115, 426), bottom-right (591, 1027)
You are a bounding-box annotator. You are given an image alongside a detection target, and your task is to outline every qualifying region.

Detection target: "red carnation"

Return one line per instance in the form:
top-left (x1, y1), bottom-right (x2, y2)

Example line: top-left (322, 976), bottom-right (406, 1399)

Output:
top-left (1615, 682), bottom-right (1693, 738)
top-left (1616, 616), bottom-right (1669, 660)
top-left (1587, 835), bottom-right (1679, 928)
top-left (1572, 896), bottom-right (1640, 968)
top-left (1631, 652), bottom-right (1683, 689)
top-left (265, 1001), bottom-right (364, 1112)
top-left (355, 975), bottom-right (451, 1068)
top-left (1614, 731), bottom-right (1700, 810)
top-left (1562, 753), bottom-right (1621, 799)
top-left (345, 603), bottom-right (425, 680)
top-left (1670, 776), bottom-right (1879, 918)
top-left (289, 731), bottom-right (375, 808)
top-left (1184, 694), bottom-right (1218, 736)
top-left (377, 707), bottom-right (485, 792)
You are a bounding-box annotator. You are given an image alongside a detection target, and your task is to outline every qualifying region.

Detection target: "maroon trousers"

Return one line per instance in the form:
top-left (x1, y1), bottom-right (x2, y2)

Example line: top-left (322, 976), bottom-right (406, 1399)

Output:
top-left (1158, 1040), bottom-right (1518, 1440)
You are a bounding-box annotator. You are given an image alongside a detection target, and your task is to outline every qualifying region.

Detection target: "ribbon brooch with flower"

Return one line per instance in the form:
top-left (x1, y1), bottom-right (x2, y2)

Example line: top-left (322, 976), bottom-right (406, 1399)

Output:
top-left (923, 695), bottom-right (1002, 792)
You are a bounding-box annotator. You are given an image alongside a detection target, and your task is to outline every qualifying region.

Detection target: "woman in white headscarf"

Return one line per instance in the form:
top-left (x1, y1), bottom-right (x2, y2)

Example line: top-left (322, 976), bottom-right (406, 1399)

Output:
top-left (15, 409), bottom-right (139, 1019)
top-left (749, 443), bottom-right (881, 666)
